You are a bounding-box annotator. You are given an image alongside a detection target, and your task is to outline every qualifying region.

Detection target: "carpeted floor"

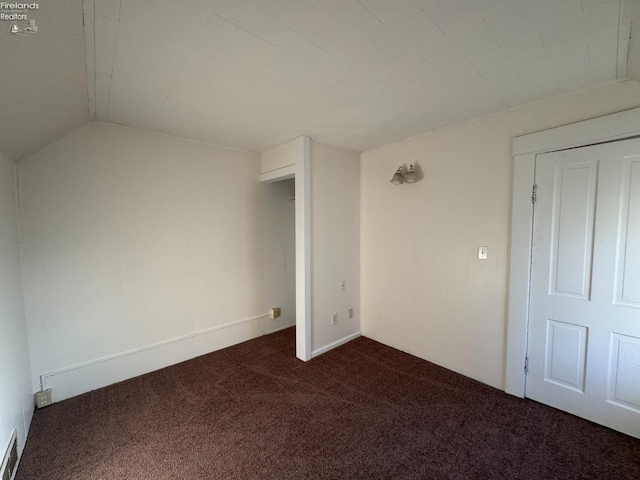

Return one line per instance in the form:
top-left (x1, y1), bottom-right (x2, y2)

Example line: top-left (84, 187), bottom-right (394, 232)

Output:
top-left (17, 328), bottom-right (640, 479)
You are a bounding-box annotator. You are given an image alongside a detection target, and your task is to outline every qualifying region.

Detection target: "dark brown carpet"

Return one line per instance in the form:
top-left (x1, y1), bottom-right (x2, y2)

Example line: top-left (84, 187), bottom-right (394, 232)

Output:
top-left (17, 328), bottom-right (640, 479)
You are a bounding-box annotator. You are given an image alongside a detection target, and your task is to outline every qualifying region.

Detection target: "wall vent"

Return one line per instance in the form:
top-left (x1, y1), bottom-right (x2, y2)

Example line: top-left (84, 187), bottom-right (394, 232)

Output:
top-left (1, 430), bottom-right (18, 480)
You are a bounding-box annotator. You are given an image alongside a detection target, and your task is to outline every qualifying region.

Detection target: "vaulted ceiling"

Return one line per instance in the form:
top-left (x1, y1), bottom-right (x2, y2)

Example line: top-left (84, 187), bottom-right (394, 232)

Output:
top-left (0, 1), bottom-right (88, 160)
top-left (1, 0), bottom-right (639, 160)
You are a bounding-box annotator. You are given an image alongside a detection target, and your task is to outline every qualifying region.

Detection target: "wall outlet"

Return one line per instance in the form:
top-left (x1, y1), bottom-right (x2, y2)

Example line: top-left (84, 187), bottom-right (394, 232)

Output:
top-left (331, 313), bottom-right (338, 326)
top-left (0, 429), bottom-right (17, 480)
top-left (348, 308), bottom-right (354, 319)
top-left (35, 388), bottom-right (52, 409)
top-left (270, 307), bottom-right (281, 319)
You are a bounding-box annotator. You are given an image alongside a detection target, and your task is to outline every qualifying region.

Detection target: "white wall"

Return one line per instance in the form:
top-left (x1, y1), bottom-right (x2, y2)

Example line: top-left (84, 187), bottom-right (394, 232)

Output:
top-left (361, 80), bottom-right (640, 390)
top-left (310, 140), bottom-right (361, 355)
top-left (0, 150), bottom-right (32, 464)
top-left (260, 178), bottom-right (296, 333)
top-left (18, 122), bottom-right (265, 401)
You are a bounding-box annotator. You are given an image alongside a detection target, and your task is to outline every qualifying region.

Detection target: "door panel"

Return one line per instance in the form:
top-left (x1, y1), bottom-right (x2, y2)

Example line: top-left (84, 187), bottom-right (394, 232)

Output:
top-left (615, 158), bottom-right (640, 307)
top-left (527, 139), bottom-right (640, 438)
top-left (608, 333), bottom-right (640, 413)
top-left (544, 319), bottom-right (587, 393)
top-left (549, 161), bottom-right (597, 299)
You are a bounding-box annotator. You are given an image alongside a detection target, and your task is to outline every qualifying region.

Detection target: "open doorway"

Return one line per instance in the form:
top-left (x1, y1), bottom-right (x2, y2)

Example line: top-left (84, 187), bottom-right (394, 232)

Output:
top-left (261, 178), bottom-right (296, 336)
top-left (260, 136), bottom-right (311, 362)
top-left (259, 136), bottom-right (311, 361)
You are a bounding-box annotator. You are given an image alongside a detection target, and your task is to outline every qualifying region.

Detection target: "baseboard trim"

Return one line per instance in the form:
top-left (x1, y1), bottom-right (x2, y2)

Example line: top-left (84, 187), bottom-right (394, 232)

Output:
top-left (0, 429), bottom-right (19, 480)
top-left (39, 312), bottom-right (270, 402)
top-left (266, 323), bottom-right (296, 334)
top-left (312, 331), bottom-right (362, 358)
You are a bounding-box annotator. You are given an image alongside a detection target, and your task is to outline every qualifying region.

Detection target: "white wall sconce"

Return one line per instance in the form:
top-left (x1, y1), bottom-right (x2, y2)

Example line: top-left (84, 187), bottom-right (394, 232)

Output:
top-left (390, 165), bottom-right (406, 185)
top-left (390, 163), bottom-right (421, 185)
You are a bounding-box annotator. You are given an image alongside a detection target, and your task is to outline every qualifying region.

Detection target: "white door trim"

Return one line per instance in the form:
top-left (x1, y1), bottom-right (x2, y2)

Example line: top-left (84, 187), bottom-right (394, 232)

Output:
top-left (259, 136), bottom-right (312, 361)
top-left (296, 136), bottom-right (312, 361)
top-left (506, 106), bottom-right (640, 397)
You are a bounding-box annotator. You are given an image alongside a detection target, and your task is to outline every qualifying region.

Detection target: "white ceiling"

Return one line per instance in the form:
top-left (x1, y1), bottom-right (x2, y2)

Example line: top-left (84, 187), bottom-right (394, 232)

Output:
top-left (85, 0), bottom-right (631, 153)
top-left (0, 0), bottom-right (637, 159)
top-left (0, 0), bottom-right (89, 160)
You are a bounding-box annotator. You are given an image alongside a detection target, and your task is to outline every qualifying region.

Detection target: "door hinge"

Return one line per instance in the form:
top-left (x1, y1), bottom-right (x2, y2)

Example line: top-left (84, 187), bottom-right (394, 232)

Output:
top-left (531, 184), bottom-right (537, 203)
top-left (524, 357), bottom-right (529, 373)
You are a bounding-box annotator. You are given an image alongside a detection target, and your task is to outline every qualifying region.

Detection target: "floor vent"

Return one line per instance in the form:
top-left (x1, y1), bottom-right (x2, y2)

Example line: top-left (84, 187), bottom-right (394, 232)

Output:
top-left (1, 430), bottom-right (18, 480)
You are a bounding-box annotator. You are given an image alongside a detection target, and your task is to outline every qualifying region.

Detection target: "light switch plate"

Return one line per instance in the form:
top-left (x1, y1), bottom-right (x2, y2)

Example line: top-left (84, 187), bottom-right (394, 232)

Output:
top-left (478, 246), bottom-right (488, 260)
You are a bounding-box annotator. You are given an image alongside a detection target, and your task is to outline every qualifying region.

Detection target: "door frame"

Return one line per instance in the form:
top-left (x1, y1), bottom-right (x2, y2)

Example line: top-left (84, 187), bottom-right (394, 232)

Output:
top-left (505, 106), bottom-right (640, 397)
top-left (259, 136), bottom-right (312, 361)
top-left (295, 136), bottom-right (312, 361)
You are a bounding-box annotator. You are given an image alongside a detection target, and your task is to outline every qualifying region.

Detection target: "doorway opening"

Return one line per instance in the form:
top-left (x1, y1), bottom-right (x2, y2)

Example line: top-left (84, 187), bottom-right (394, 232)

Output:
top-left (261, 178), bottom-right (296, 340)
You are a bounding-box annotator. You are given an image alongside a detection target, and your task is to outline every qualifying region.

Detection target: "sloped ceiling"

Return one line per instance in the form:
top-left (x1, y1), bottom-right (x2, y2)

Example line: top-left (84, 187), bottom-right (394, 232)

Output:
top-left (0, 0), bottom-right (89, 160)
top-left (84, 0), bottom-right (632, 153)
top-left (0, 0), bottom-right (635, 159)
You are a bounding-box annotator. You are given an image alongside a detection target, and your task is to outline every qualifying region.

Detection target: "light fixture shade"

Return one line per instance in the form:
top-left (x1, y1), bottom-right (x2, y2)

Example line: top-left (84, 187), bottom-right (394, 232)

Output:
top-left (404, 164), bottom-right (417, 183)
top-left (390, 166), bottom-right (405, 185)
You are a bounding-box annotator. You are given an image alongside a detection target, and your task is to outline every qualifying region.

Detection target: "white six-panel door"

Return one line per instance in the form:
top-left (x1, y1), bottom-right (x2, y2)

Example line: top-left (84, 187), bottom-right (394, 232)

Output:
top-left (527, 138), bottom-right (640, 438)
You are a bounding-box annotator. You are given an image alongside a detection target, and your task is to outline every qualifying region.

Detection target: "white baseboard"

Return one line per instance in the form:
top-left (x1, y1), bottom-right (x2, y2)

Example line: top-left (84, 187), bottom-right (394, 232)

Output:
top-left (40, 313), bottom-right (270, 403)
top-left (0, 430), bottom-right (16, 480)
top-left (312, 331), bottom-right (362, 358)
top-left (266, 323), bottom-right (296, 334)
